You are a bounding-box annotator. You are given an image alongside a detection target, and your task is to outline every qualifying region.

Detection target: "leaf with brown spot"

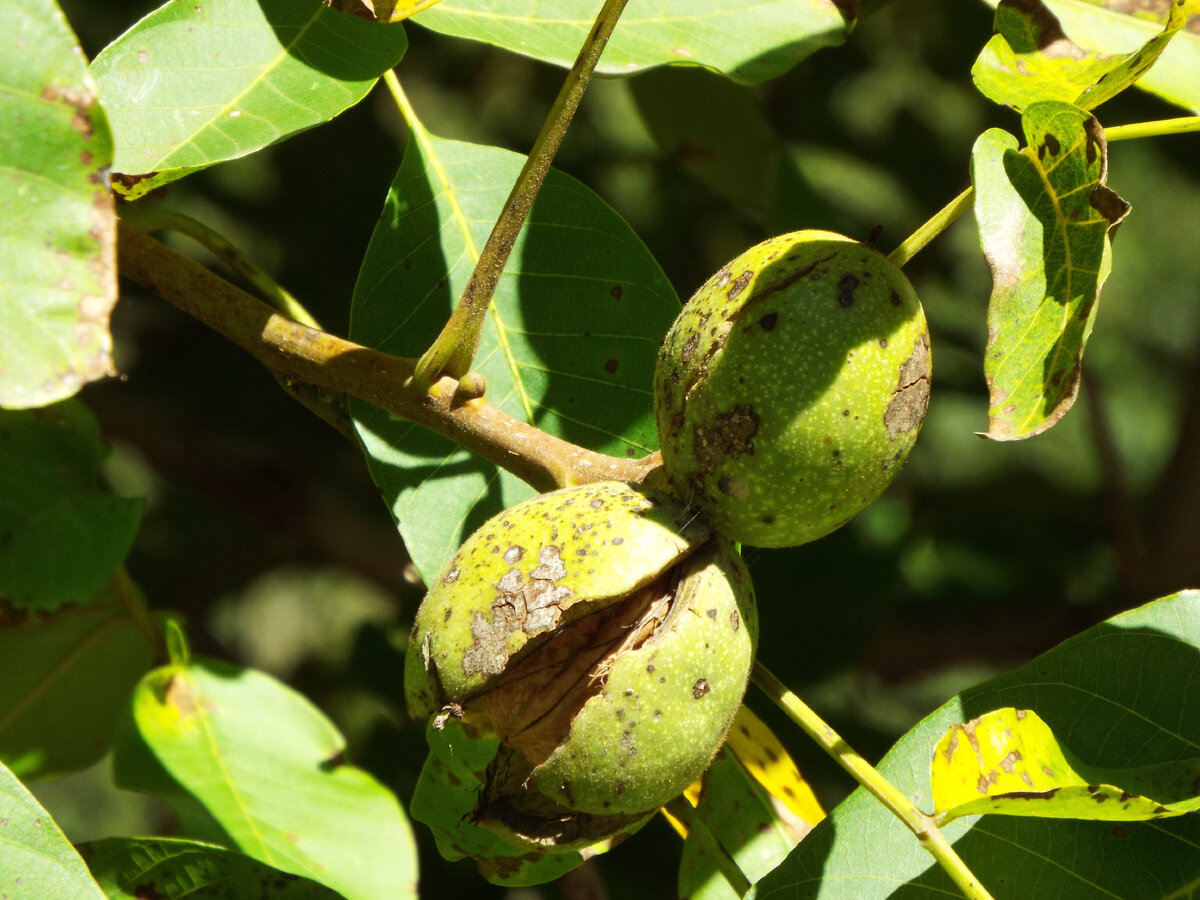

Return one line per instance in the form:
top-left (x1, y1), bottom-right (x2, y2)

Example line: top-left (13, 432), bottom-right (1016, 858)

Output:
top-left (973, 0), bottom-right (1193, 111)
top-left (971, 101), bottom-right (1128, 440)
top-left (666, 707), bottom-right (823, 900)
top-left (350, 136), bottom-right (680, 583)
top-left (933, 707), bottom-right (1200, 822)
top-left (761, 590), bottom-right (1200, 898)
top-left (0, 0), bottom-right (116, 408)
top-left (979, 0), bottom-right (1200, 112)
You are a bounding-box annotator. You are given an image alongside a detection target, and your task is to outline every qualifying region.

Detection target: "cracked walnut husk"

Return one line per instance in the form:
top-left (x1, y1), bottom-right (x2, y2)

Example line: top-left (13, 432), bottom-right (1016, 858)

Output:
top-left (405, 481), bottom-right (757, 851)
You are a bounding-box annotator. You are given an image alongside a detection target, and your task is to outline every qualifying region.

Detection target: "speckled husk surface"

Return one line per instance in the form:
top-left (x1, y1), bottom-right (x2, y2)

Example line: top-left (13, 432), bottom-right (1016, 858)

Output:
top-left (405, 481), bottom-right (757, 825)
top-left (405, 481), bottom-right (708, 720)
top-left (529, 534), bottom-right (756, 814)
top-left (654, 230), bottom-right (931, 548)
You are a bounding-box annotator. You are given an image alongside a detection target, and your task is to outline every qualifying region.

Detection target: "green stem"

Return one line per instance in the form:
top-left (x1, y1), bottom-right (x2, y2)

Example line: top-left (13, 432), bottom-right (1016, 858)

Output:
top-left (1106, 114), bottom-right (1200, 143)
top-left (662, 798), bottom-right (752, 897)
top-left (396, 0), bottom-right (632, 388)
top-left (888, 186), bottom-right (974, 269)
top-left (117, 205), bottom-right (321, 329)
top-left (888, 115), bottom-right (1200, 269)
top-left (751, 662), bottom-right (996, 900)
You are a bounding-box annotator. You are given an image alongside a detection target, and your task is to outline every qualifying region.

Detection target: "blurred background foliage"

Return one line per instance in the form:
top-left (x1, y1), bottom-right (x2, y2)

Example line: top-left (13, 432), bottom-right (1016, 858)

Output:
top-left (41, 0), bottom-right (1200, 896)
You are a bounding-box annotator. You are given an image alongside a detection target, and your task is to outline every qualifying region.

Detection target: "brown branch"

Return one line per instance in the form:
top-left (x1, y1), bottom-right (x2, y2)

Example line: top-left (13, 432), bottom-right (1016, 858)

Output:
top-left (116, 222), bottom-right (663, 494)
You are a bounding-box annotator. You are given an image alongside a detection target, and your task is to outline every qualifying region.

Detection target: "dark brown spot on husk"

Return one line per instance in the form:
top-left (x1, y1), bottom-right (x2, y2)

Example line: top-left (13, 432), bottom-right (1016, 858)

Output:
top-left (837, 273), bottom-right (860, 307)
top-left (692, 405), bottom-right (759, 474)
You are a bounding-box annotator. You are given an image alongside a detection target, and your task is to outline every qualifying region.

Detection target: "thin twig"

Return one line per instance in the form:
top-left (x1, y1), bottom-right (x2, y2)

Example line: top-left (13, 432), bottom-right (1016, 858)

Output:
top-left (1106, 115), bottom-right (1200, 143)
top-left (117, 222), bottom-right (663, 492)
top-left (118, 204), bottom-right (322, 329)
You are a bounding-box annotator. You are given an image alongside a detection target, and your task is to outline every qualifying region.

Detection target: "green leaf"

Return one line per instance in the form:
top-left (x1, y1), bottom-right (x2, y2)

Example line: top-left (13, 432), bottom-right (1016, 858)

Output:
top-left (349, 133), bottom-right (679, 582)
top-left (671, 705), bottom-right (823, 899)
top-left (971, 102), bottom-right (1129, 440)
top-left (0, 759), bottom-right (106, 900)
top-left (932, 707), bottom-right (1200, 822)
top-left (0, 0), bottom-right (116, 408)
top-left (113, 656), bottom-right (417, 900)
top-left (675, 752), bottom-right (805, 900)
top-left (628, 67), bottom-right (832, 232)
top-left (757, 590), bottom-right (1200, 899)
top-left (0, 402), bottom-right (142, 610)
top-left (412, 0), bottom-right (854, 85)
top-left (92, 0), bottom-right (407, 199)
top-left (410, 718), bottom-right (604, 886)
top-left (980, 0), bottom-right (1200, 112)
top-left (0, 591), bottom-right (157, 780)
top-left (79, 837), bottom-right (344, 900)
top-left (972, 0), bottom-right (1191, 112)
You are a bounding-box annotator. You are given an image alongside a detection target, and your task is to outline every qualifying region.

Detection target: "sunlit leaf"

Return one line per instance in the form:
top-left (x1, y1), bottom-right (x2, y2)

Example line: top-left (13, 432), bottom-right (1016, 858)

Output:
top-left (932, 707), bottom-right (1200, 823)
top-left (0, 0), bottom-right (116, 408)
top-left (757, 590), bottom-right (1200, 899)
top-left (972, 0), bottom-right (1191, 111)
top-left (92, 0), bottom-right (407, 199)
top-left (979, 0), bottom-right (1200, 112)
top-left (328, 0), bottom-right (443, 22)
top-left (349, 132), bottom-right (679, 582)
top-left (0, 759), bottom-right (105, 900)
top-left (79, 838), bottom-right (344, 900)
top-left (971, 101), bottom-right (1128, 440)
top-left (413, 0), bottom-right (854, 85)
top-left (0, 589), bottom-right (157, 780)
top-left (0, 402), bottom-right (142, 611)
top-left (724, 705), bottom-right (824, 831)
top-left (669, 707), bottom-right (822, 900)
top-left (113, 657), bottom-right (418, 900)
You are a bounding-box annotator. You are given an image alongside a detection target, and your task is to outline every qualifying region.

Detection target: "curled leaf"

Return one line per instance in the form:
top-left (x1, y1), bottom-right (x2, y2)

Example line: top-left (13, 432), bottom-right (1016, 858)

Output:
top-left (972, 101), bottom-right (1129, 439)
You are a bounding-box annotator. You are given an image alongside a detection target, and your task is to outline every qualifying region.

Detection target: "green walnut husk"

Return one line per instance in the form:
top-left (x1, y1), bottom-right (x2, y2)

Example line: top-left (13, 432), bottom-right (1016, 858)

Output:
top-left (654, 230), bottom-right (931, 548)
top-left (405, 481), bottom-right (757, 861)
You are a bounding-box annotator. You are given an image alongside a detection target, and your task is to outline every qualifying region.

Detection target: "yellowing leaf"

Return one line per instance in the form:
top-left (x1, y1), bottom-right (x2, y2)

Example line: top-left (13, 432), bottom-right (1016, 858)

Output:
top-left (327, 0), bottom-right (442, 22)
top-left (725, 705), bottom-right (824, 830)
top-left (663, 707), bottom-right (823, 900)
top-left (973, 0), bottom-right (1192, 112)
top-left (932, 707), bottom-right (1200, 823)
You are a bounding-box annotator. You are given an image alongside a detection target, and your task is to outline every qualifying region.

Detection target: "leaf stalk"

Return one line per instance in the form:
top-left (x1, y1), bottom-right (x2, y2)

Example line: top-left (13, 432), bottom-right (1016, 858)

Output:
top-left (402, 0), bottom-right (632, 389)
top-left (751, 661), bottom-right (996, 900)
top-left (888, 186), bottom-right (974, 269)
